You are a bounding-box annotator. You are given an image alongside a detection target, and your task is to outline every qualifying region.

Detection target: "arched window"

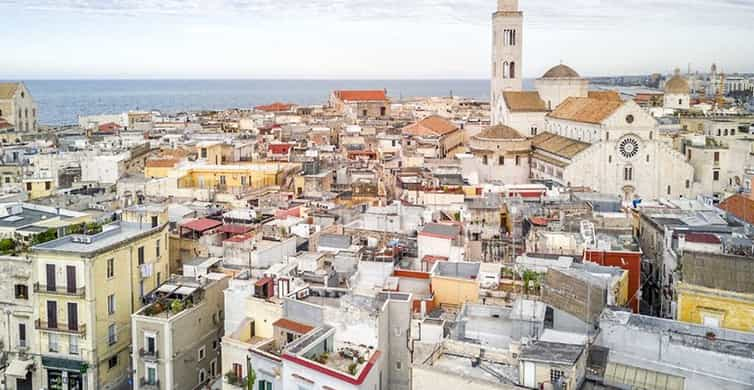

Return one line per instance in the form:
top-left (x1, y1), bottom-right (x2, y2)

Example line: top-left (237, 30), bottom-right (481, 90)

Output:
top-left (503, 62), bottom-right (509, 79)
top-left (509, 62), bottom-right (516, 79)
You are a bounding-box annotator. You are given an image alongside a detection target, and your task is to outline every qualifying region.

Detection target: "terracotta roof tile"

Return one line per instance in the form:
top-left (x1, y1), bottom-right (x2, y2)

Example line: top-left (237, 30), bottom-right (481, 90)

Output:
top-left (334, 90), bottom-right (388, 102)
top-left (587, 91), bottom-right (622, 101)
top-left (403, 115), bottom-right (459, 137)
top-left (273, 318), bottom-right (314, 334)
top-left (503, 91), bottom-right (548, 112)
top-left (720, 194), bottom-right (754, 225)
top-left (0, 83), bottom-right (20, 99)
top-left (531, 132), bottom-right (590, 159)
top-left (548, 97), bottom-right (623, 125)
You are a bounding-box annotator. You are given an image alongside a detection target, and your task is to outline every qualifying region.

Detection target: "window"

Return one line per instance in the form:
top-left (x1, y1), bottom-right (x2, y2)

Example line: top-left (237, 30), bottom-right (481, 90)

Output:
top-left (550, 369), bottom-right (565, 386)
top-left (646, 155), bottom-right (650, 163)
top-left (156, 239), bottom-right (161, 258)
top-left (531, 126), bottom-right (537, 136)
top-left (14, 284), bottom-right (28, 299)
top-left (45, 181), bottom-right (51, 190)
top-left (667, 185), bottom-right (671, 195)
top-left (713, 170), bottom-right (720, 181)
top-left (240, 176), bottom-right (246, 185)
top-left (714, 151), bottom-right (720, 162)
top-left (608, 155), bottom-right (612, 163)
top-left (686, 180), bottom-right (690, 189)
top-left (18, 323), bottom-right (26, 348)
top-left (199, 369), bottom-right (206, 384)
top-left (482, 155), bottom-right (488, 165)
top-left (396, 361), bottom-right (402, 370)
top-left (509, 62), bottom-right (516, 79)
top-left (48, 333), bottom-right (59, 352)
top-left (26, 182), bottom-right (31, 191)
top-left (212, 339), bottom-right (219, 350)
top-left (210, 359), bottom-right (217, 377)
top-left (201, 148), bottom-right (207, 158)
top-left (138, 246), bottom-right (145, 265)
top-left (47, 300), bottom-right (58, 328)
top-left (108, 355), bottom-right (118, 369)
top-left (515, 155), bottom-right (520, 166)
top-left (259, 380), bottom-right (273, 390)
top-left (67, 302), bottom-right (78, 331)
top-left (147, 366), bottom-right (157, 385)
top-left (69, 335), bottom-right (79, 355)
top-left (145, 333), bottom-right (156, 353)
top-left (107, 294), bottom-right (116, 315)
top-left (232, 363), bottom-right (243, 379)
top-left (108, 324), bottom-right (117, 345)
top-left (107, 258), bottom-right (114, 278)
top-left (151, 215), bottom-right (158, 228)
top-left (219, 175), bottom-right (226, 185)
top-left (502, 61), bottom-right (509, 79)
top-left (498, 156), bottom-right (504, 165)
top-left (198, 346), bottom-right (206, 361)
top-left (624, 166), bottom-right (633, 181)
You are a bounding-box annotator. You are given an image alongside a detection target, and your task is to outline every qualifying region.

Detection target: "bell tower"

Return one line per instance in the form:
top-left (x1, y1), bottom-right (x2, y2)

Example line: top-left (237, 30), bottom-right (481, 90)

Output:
top-left (491, 0), bottom-right (523, 123)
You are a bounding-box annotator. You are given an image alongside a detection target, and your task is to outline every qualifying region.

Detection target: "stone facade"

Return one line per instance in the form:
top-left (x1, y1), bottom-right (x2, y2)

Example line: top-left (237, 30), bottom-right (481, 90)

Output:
top-left (0, 82), bottom-right (38, 133)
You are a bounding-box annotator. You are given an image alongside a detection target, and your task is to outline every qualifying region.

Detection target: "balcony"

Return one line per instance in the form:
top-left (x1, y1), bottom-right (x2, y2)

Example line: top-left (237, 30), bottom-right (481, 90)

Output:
top-left (34, 283), bottom-right (85, 298)
top-left (139, 348), bottom-right (159, 362)
top-left (35, 320), bottom-right (86, 336)
top-left (139, 378), bottom-right (160, 390)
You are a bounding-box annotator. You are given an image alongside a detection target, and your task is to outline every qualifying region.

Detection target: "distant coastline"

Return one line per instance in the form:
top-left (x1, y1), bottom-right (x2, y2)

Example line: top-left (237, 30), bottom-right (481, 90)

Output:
top-left (11, 79), bottom-right (534, 125)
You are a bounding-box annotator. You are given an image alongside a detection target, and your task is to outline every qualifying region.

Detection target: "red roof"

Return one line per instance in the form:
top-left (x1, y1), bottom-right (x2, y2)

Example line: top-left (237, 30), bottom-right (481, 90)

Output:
top-left (181, 218), bottom-right (222, 232)
top-left (255, 277), bottom-right (273, 287)
top-left (720, 194), bottom-right (754, 226)
top-left (683, 232), bottom-right (721, 244)
top-left (269, 143), bottom-right (294, 154)
top-left (255, 102), bottom-right (294, 112)
top-left (273, 318), bottom-right (314, 335)
top-left (216, 224), bottom-right (253, 235)
top-left (529, 217), bottom-right (549, 226)
top-left (97, 122), bottom-right (122, 133)
top-left (334, 90), bottom-right (388, 102)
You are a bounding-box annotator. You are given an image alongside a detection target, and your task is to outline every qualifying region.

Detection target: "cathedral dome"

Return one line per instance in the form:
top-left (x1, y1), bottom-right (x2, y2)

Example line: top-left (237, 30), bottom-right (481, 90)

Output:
top-left (542, 64), bottom-right (580, 79)
top-left (474, 124), bottom-right (524, 140)
top-left (664, 70), bottom-right (689, 95)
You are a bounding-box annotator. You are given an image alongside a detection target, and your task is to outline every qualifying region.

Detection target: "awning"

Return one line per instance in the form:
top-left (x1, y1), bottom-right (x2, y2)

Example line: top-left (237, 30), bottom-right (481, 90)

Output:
top-left (5, 359), bottom-right (33, 377)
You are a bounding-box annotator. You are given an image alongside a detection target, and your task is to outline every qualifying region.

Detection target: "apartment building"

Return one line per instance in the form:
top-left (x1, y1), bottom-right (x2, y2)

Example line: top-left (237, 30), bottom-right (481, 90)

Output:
top-left (131, 272), bottom-right (229, 390)
top-left (31, 205), bottom-right (169, 390)
top-left (0, 256), bottom-right (37, 390)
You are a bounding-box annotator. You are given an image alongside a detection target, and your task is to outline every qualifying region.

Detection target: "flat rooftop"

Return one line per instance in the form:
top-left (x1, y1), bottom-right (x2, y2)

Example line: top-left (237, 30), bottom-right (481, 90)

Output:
top-left (33, 221), bottom-right (161, 255)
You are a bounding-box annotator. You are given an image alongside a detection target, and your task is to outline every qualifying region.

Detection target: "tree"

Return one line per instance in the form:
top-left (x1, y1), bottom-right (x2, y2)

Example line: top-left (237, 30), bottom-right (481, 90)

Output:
top-left (0, 238), bottom-right (15, 254)
top-left (246, 356), bottom-right (256, 390)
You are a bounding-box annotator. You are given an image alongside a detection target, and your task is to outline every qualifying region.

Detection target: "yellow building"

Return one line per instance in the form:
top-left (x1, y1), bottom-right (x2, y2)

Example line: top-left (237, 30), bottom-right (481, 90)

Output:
top-left (31, 205), bottom-right (170, 390)
top-left (430, 261), bottom-right (480, 307)
top-left (24, 177), bottom-right (55, 199)
top-left (176, 163), bottom-right (299, 192)
top-left (197, 142), bottom-right (233, 165)
top-left (144, 158), bottom-right (179, 178)
top-left (676, 251), bottom-right (754, 333)
top-left (677, 282), bottom-right (754, 332)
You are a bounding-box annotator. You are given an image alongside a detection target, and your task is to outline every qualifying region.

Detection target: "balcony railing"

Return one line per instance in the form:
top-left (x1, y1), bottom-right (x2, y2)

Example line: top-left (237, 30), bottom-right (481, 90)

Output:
top-left (35, 320), bottom-right (86, 335)
top-left (34, 283), bottom-right (86, 297)
top-left (139, 378), bottom-right (160, 390)
top-left (139, 348), bottom-right (159, 361)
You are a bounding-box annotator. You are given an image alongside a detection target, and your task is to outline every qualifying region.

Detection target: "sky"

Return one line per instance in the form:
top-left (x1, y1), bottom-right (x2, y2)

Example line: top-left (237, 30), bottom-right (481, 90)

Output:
top-left (0, 0), bottom-right (753, 79)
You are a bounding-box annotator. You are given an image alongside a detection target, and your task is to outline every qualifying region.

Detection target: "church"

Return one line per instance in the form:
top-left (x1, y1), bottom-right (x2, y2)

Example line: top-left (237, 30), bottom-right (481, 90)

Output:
top-left (488, 0), bottom-right (694, 202)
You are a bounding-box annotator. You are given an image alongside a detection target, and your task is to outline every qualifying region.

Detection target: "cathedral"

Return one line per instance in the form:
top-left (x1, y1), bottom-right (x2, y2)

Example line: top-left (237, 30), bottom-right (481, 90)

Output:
top-left (488, 0), bottom-right (695, 202)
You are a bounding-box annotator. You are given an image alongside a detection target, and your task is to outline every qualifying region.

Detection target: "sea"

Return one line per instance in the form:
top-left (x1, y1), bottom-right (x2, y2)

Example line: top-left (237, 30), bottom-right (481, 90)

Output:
top-left (12, 79), bottom-right (535, 126)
